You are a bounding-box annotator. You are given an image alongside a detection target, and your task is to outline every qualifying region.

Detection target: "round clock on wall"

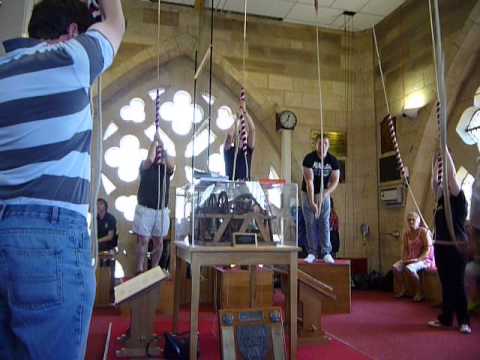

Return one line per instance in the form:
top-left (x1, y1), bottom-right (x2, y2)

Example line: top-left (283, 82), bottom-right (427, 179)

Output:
top-left (276, 110), bottom-right (298, 131)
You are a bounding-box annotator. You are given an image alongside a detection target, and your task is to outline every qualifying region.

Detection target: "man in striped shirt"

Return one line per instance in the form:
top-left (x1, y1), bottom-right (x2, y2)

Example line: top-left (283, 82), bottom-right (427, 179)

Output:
top-left (0, 1), bottom-right (124, 359)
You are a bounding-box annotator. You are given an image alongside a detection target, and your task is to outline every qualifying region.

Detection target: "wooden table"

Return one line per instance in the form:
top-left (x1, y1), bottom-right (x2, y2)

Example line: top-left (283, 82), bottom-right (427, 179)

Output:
top-left (173, 242), bottom-right (299, 360)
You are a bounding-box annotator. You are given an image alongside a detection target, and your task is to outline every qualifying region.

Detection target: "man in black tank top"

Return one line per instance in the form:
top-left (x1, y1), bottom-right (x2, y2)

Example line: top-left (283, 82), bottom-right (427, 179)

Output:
top-left (223, 99), bottom-right (255, 181)
top-left (133, 132), bottom-right (175, 273)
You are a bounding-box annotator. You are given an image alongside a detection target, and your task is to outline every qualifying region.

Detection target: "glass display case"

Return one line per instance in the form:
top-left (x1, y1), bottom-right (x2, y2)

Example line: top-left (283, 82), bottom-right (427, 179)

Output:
top-left (175, 179), bottom-right (298, 247)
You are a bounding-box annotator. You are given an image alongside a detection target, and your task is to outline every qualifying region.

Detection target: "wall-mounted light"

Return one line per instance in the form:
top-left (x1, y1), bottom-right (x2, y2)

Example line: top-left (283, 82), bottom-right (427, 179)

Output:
top-left (401, 90), bottom-right (427, 119)
top-left (405, 90), bottom-right (427, 109)
top-left (360, 223), bottom-right (370, 239)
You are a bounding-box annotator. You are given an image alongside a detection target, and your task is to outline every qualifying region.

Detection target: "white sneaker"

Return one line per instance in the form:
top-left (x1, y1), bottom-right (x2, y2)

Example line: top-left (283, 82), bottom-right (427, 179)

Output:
top-left (323, 254), bottom-right (335, 264)
top-left (428, 320), bottom-right (447, 328)
top-left (428, 320), bottom-right (455, 329)
top-left (460, 324), bottom-right (472, 334)
top-left (304, 254), bottom-right (316, 264)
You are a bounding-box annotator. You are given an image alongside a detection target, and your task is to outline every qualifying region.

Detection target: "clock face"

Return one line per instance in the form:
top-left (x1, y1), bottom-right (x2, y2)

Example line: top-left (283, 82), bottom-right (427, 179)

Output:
top-left (279, 111), bottom-right (297, 129)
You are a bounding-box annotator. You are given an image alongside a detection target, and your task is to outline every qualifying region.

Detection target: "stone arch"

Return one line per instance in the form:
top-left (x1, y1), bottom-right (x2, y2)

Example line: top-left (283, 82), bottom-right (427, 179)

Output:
top-left (101, 46), bottom-right (282, 179)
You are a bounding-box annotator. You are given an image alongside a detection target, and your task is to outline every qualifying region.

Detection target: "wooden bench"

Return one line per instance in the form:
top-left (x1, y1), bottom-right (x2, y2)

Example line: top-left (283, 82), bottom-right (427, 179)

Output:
top-left (95, 252), bottom-right (116, 307)
top-left (422, 270), bottom-right (442, 305)
top-left (394, 268), bottom-right (442, 305)
top-left (298, 260), bottom-right (351, 314)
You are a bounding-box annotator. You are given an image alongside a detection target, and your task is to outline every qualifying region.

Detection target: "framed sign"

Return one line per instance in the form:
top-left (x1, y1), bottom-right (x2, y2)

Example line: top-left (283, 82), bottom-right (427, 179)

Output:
top-left (310, 130), bottom-right (347, 158)
top-left (219, 307), bottom-right (285, 360)
top-left (233, 232), bottom-right (258, 247)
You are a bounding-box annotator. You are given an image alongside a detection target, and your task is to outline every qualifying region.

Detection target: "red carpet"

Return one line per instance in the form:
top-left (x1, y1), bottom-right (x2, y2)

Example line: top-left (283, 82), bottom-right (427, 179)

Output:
top-left (323, 291), bottom-right (480, 360)
top-left (86, 291), bottom-right (480, 359)
top-left (86, 307), bottom-right (368, 359)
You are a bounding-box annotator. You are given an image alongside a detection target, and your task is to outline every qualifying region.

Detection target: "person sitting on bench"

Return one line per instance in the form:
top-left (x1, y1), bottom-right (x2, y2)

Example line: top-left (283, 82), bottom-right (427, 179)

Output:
top-left (97, 198), bottom-right (118, 253)
top-left (392, 211), bottom-right (434, 302)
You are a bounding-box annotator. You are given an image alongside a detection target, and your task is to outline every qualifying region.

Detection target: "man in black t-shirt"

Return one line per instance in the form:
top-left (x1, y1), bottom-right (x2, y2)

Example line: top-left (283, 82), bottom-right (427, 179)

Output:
top-left (428, 148), bottom-right (471, 334)
top-left (224, 99), bottom-right (255, 180)
top-left (97, 198), bottom-right (117, 252)
top-left (97, 198), bottom-right (118, 301)
top-left (133, 132), bottom-right (175, 273)
top-left (301, 135), bottom-right (340, 264)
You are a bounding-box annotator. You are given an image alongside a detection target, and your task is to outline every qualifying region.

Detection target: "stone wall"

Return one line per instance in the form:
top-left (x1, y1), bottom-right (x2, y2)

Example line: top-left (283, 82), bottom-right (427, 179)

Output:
top-left (373, 0), bottom-right (480, 271)
top-left (98, 0), bottom-right (478, 276)
top-left (100, 0), bottom-right (380, 275)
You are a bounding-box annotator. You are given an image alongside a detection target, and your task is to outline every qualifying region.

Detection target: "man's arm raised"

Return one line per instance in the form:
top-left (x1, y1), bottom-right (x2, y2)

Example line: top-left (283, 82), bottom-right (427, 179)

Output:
top-left (89, 0), bottom-right (125, 53)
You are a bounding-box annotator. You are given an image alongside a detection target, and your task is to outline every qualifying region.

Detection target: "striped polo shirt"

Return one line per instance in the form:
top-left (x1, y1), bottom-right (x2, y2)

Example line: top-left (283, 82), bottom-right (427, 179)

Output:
top-left (0, 30), bottom-right (114, 218)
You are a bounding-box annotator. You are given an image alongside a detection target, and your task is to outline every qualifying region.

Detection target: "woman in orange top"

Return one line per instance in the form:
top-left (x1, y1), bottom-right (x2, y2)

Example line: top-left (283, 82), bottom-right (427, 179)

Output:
top-left (393, 211), bottom-right (434, 301)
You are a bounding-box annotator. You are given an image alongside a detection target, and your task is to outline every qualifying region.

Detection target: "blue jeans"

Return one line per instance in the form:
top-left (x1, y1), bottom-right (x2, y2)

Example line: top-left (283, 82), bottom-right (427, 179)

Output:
top-left (301, 192), bottom-right (331, 257)
top-left (0, 204), bottom-right (95, 360)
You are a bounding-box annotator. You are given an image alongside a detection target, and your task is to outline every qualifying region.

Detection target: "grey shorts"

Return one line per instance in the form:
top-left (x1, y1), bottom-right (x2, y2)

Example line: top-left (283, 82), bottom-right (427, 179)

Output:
top-left (133, 204), bottom-right (170, 238)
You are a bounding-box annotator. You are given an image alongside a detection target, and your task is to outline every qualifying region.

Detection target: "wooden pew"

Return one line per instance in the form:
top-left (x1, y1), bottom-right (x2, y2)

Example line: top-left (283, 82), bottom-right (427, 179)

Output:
top-left (394, 269), bottom-right (442, 305)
